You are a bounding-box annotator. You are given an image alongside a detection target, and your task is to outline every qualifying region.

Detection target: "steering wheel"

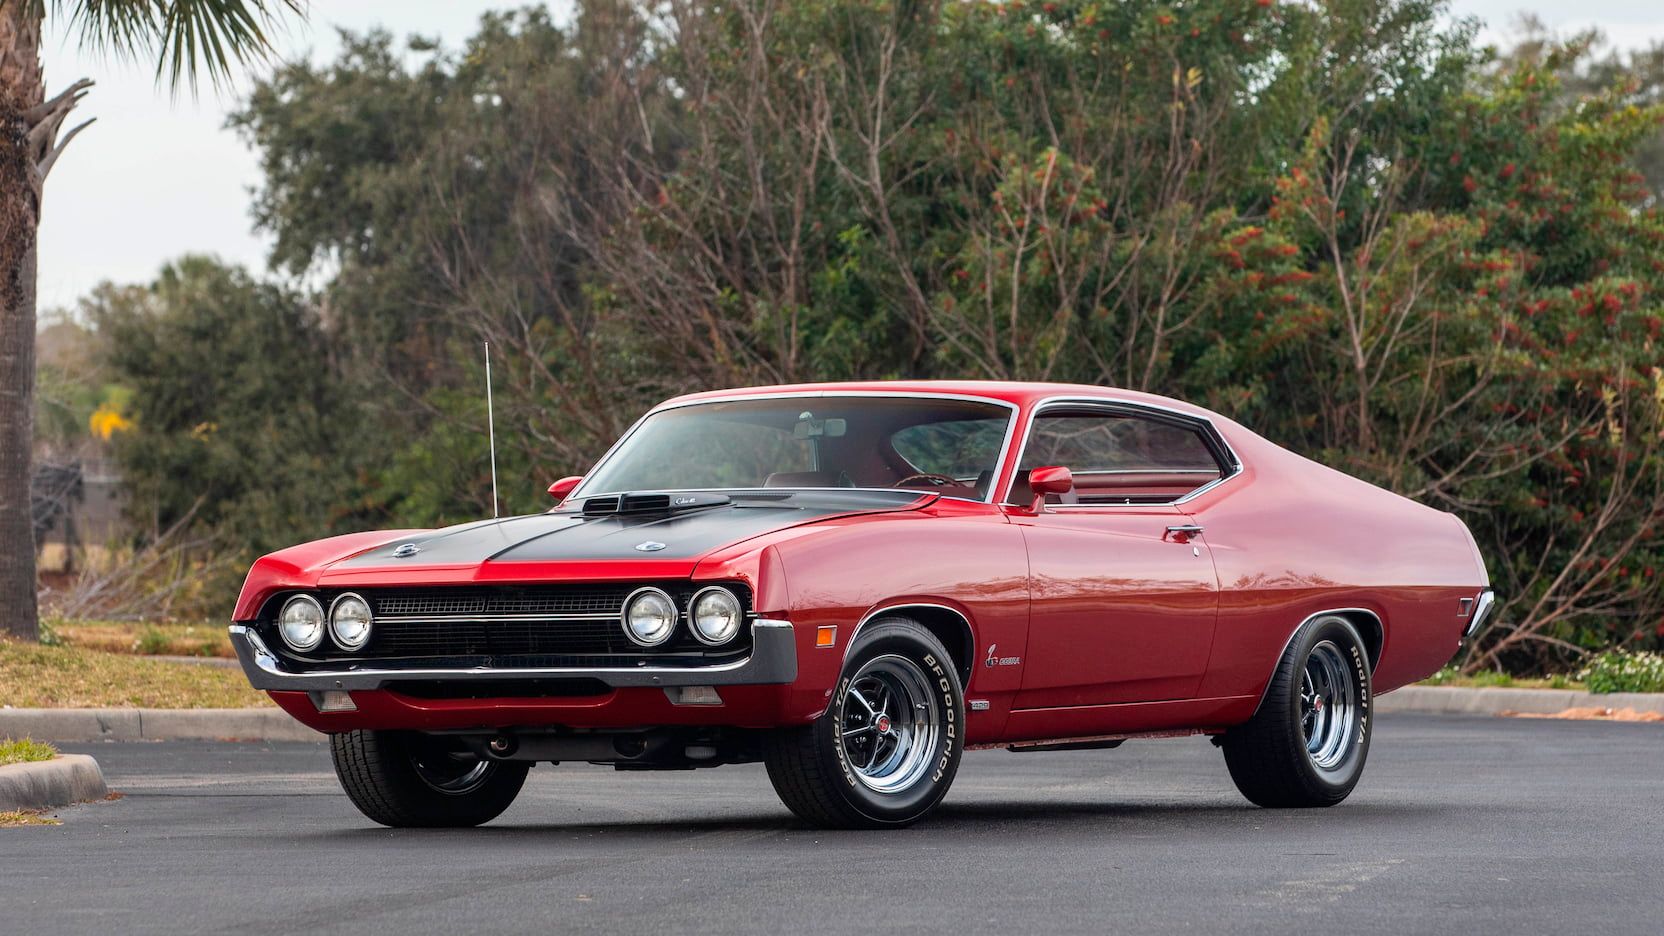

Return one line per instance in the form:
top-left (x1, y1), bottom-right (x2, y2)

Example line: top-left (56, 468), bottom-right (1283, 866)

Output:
top-left (895, 472), bottom-right (958, 488)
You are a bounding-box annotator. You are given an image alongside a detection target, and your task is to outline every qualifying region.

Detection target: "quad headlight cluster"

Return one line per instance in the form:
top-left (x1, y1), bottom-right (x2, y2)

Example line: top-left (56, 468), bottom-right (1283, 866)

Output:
top-left (623, 585), bottom-right (745, 647)
top-left (277, 592), bottom-right (374, 653)
top-left (273, 585), bottom-right (745, 655)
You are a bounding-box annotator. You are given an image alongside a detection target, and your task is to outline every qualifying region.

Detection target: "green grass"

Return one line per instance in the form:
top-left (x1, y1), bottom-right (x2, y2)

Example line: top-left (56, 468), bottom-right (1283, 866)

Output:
top-left (1420, 666), bottom-right (1584, 691)
top-left (0, 639), bottom-right (271, 709)
top-left (0, 738), bottom-right (57, 767)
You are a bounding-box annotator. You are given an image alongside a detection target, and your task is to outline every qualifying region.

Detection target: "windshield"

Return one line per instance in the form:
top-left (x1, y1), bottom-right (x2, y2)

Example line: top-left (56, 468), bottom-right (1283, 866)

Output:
top-left (579, 396), bottom-right (1013, 502)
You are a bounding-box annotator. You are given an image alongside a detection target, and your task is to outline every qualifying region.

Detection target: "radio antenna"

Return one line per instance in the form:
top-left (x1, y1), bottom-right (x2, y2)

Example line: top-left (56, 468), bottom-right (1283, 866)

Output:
top-left (485, 341), bottom-right (499, 518)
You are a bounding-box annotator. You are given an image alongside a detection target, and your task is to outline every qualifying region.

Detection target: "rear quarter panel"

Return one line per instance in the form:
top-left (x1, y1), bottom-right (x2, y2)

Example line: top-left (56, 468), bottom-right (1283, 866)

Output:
top-left (1187, 421), bottom-right (1487, 700)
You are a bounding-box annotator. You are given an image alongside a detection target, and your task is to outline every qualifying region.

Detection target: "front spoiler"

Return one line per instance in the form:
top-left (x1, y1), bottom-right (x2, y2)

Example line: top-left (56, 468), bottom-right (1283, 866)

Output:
top-left (230, 620), bottom-right (798, 692)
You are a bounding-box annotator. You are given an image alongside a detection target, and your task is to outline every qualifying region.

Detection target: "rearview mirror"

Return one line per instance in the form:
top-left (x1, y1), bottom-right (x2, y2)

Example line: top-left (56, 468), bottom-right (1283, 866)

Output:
top-left (547, 476), bottom-right (583, 504)
top-left (792, 415), bottom-right (847, 439)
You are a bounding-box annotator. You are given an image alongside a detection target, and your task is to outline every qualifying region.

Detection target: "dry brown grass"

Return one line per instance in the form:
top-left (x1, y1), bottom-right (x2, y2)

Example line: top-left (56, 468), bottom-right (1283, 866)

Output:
top-left (0, 639), bottom-right (270, 709)
top-left (0, 809), bottom-right (61, 827)
top-left (49, 619), bottom-right (233, 658)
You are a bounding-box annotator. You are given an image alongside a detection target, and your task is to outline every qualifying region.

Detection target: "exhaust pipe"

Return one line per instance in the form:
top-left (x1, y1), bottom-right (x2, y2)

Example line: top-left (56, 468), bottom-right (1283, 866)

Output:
top-left (486, 734), bottom-right (517, 759)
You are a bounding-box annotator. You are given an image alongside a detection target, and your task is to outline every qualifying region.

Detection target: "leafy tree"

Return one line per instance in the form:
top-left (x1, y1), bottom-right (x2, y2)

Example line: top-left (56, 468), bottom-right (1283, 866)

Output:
top-left (93, 257), bottom-right (377, 556)
top-left (141, 0), bottom-right (1663, 670)
top-left (1, 0), bottom-right (302, 640)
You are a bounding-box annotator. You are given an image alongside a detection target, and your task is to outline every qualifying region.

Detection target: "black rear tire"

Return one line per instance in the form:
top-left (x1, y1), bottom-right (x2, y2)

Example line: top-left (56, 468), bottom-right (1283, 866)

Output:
top-left (1220, 615), bottom-right (1373, 808)
top-left (764, 617), bottom-right (964, 829)
top-left (331, 729), bottom-right (529, 828)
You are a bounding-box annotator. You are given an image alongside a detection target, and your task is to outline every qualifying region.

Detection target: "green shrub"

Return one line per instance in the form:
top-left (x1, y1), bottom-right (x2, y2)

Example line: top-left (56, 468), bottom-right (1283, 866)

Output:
top-left (1579, 651), bottom-right (1664, 695)
top-left (134, 626), bottom-right (172, 656)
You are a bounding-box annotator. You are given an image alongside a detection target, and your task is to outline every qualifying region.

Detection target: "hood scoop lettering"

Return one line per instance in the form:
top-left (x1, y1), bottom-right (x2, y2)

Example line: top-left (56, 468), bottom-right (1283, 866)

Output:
top-left (582, 491), bottom-right (732, 517)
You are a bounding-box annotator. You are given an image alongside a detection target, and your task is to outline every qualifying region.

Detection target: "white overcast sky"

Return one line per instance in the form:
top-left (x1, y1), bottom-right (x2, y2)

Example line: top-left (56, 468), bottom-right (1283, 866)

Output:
top-left (33, 0), bottom-right (1664, 312)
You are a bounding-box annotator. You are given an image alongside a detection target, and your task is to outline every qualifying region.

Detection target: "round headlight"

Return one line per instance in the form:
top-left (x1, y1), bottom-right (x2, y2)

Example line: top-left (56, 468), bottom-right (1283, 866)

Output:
top-left (278, 595), bottom-right (325, 652)
top-left (329, 592), bottom-right (374, 651)
top-left (689, 586), bottom-right (743, 645)
top-left (623, 587), bottom-right (677, 647)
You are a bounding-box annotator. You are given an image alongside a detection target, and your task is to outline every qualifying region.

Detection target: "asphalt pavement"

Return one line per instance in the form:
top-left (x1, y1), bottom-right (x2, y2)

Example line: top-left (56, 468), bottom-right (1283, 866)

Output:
top-left (5, 713), bottom-right (1662, 935)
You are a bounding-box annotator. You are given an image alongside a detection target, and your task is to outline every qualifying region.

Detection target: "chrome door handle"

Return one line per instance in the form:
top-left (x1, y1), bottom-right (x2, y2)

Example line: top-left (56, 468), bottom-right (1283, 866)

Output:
top-left (1166, 524), bottom-right (1204, 539)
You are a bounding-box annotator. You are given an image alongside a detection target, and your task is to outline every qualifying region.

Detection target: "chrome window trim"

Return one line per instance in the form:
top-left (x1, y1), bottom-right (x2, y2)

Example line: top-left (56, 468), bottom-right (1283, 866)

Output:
top-left (569, 390), bottom-right (1023, 506)
top-left (999, 394), bottom-right (1245, 509)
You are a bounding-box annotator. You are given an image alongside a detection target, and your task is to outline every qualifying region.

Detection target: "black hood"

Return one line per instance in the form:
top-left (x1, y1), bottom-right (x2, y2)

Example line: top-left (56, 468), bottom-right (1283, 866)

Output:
top-left (330, 489), bottom-right (930, 569)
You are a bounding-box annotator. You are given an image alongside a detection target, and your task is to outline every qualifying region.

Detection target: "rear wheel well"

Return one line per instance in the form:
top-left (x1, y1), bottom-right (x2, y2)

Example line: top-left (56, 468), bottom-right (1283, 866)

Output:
top-left (1334, 610), bottom-right (1384, 671)
top-left (864, 605), bottom-right (975, 688)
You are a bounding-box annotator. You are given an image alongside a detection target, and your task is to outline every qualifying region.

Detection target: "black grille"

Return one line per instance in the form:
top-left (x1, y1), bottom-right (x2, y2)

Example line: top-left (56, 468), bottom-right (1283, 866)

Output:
top-left (371, 585), bottom-right (638, 619)
top-left (260, 583), bottom-right (752, 663)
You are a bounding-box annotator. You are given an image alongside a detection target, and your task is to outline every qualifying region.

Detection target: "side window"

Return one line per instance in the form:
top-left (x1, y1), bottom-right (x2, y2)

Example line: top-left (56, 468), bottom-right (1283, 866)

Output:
top-left (1015, 409), bottom-right (1223, 505)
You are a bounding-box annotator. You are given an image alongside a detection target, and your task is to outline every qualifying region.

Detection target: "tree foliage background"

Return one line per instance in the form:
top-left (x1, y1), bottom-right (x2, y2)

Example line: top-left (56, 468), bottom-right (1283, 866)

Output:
top-left (60, 0), bottom-right (1664, 675)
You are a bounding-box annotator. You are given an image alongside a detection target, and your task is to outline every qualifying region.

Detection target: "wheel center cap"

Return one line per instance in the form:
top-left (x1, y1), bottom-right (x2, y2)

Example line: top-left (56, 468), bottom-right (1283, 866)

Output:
top-left (1313, 696), bottom-right (1325, 712)
top-left (875, 714), bottom-right (892, 733)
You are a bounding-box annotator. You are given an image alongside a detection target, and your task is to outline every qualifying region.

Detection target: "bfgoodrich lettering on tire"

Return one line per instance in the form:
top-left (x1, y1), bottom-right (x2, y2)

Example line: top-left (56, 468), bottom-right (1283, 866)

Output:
top-left (764, 617), bottom-right (965, 829)
top-left (1220, 614), bottom-right (1373, 808)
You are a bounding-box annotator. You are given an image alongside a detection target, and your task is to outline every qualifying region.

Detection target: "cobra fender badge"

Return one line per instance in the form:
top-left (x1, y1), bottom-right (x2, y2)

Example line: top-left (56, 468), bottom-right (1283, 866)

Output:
top-left (984, 644), bottom-right (1021, 668)
top-left (392, 543), bottom-right (420, 558)
top-left (635, 541), bottom-right (668, 552)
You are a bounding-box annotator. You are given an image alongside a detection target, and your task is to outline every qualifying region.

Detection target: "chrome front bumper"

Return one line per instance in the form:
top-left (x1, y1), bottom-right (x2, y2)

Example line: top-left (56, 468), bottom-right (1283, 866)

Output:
top-left (230, 620), bottom-right (798, 692)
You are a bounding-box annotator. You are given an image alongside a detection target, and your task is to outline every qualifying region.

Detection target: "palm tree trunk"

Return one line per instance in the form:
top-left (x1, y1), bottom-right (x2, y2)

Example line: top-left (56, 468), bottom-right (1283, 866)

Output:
top-left (0, 5), bottom-right (44, 640)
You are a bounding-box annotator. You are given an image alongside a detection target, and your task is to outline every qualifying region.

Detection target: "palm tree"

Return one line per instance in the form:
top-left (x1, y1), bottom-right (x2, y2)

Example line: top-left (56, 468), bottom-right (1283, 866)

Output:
top-left (0, 1), bottom-right (304, 640)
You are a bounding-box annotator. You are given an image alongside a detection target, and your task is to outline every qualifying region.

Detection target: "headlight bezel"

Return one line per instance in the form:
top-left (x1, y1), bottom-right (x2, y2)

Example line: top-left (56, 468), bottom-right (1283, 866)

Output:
top-left (621, 586), bottom-right (678, 647)
top-left (328, 591), bottom-right (374, 651)
top-left (688, 585), bottom-right (744, 646)
top-left (277, 594), bottom-right (327, 653)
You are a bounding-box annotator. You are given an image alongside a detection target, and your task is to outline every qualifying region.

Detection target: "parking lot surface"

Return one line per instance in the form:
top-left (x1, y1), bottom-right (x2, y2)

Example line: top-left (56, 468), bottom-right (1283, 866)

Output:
top-left (5, 713), bottom-right (1661, 934)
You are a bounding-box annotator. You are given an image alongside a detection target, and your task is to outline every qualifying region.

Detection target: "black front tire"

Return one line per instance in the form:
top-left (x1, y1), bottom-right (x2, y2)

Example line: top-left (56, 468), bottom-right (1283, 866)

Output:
top-left (764, 617), bottom-right (965, 829)
top-left (1220, 615), bottom-right (1373, 808)
top-left (331, 730), bottom-right (530, 828)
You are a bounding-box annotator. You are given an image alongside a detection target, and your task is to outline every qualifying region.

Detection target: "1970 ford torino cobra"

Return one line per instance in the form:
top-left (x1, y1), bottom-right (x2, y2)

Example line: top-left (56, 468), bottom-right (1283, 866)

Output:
top-left (232, 381), bottom-right (1493, 828)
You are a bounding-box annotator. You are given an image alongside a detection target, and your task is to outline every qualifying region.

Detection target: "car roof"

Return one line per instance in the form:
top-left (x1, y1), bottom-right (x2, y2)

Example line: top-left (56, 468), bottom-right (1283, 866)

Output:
top-left (657, 380), bottom-right (1218, 420)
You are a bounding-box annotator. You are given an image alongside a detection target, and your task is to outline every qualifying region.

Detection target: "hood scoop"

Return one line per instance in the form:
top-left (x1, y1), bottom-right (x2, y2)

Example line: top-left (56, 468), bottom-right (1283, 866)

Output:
top-left (581, 491), bottom-right (733, 517)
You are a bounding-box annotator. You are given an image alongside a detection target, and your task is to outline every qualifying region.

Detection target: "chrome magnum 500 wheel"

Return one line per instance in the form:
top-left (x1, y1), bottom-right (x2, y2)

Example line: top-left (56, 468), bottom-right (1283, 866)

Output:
top-left (1220, 615), bottom-right (1372, 808)
top-left (331, 729), bottom-right (530, 828)
top-left (765, 617), bottom-right (964, 828)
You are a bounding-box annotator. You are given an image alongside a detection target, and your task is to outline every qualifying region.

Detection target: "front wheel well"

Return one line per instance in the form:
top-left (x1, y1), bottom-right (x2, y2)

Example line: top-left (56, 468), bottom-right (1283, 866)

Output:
top-left (860, 605), bottom-right (975, 688)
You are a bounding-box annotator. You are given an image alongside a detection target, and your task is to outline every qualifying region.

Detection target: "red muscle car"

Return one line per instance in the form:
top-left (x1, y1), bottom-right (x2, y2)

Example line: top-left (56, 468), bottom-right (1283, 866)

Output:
top-left (231, 381), bottom-right (1493, 828)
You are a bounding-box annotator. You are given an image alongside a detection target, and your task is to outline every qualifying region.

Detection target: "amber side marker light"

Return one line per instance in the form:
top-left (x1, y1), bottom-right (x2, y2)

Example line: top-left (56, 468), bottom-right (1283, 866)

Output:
top-left (816, 626), bottom-right (837, 648)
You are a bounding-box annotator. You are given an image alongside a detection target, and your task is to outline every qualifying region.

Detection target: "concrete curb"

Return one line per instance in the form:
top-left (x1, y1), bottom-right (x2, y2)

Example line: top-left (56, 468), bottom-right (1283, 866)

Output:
top-left (0, 755), bottom-right (109, 812)
top-left (0, 708), bottom-right (321, 743)
top-left (1376, 685), bottom-right (1664, 716)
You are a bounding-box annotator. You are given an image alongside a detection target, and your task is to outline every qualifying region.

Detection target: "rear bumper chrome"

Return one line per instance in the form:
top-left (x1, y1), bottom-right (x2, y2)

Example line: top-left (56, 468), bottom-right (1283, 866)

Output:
top-left (229, 620), bottom-right (798, 692)
top-left (1465, 588), bottom-right (1496, 638)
